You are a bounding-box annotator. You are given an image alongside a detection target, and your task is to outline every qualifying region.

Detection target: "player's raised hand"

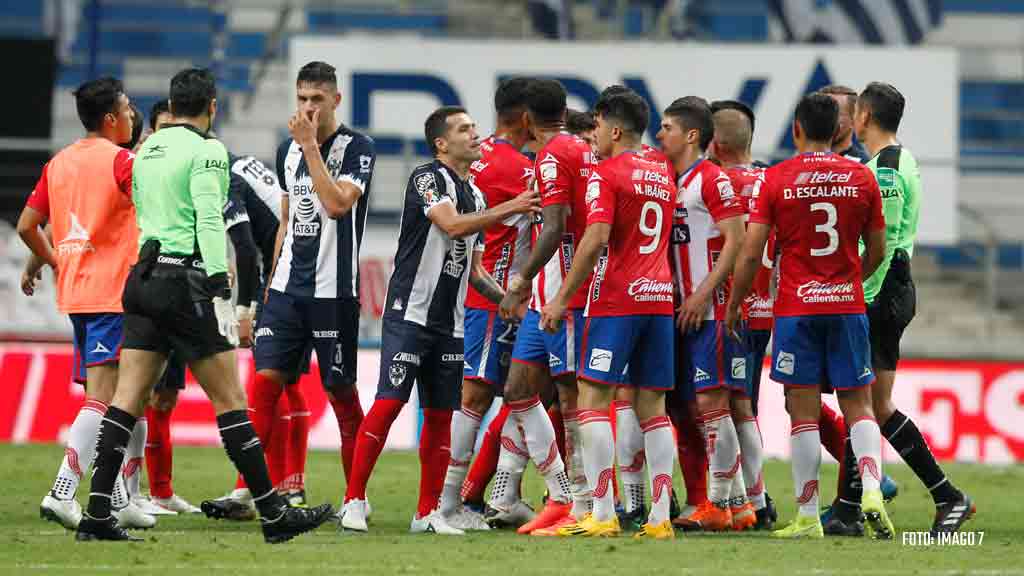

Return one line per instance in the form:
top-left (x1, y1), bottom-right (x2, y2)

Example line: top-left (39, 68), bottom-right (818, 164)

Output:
top-left (507, 188), bottom-right (541, 216)
top-left (539, 299), bottom-right (566, 334)
top-left (289, 108), bottom-right (319, 147)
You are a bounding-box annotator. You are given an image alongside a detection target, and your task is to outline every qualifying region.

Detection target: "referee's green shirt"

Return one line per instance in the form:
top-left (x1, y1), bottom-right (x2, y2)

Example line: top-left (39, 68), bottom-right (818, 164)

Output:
top-left (861, 144), bottom-right (921, 305)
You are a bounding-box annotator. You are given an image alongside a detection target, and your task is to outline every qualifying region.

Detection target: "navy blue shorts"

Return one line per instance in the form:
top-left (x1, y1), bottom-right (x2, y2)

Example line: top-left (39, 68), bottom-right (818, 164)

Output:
top-left (677, 320), bottom-right (747, 402)
top-left (462, 308), bottom-right (516, 393)
top-left (253, 289), bottom-right (358, 391)
top-left (377, 319), bottom-right (464, 410)
top-left (578, 315), bottom-right (674, 390)
top-left (70, 313), bottom-right (123, 384)
top-left (771, 314), bottom-right (874, 392)
top-left (511, 309), bottom-right (585, 376)
top-left (745, 328), bottom-right (772, 411)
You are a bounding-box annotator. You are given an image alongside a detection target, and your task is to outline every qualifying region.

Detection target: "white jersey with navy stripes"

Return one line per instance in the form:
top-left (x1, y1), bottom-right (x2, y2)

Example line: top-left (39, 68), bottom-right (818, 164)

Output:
top-left (270, 124), bottom-right (375, 300)
top-left (224, 153), bottom-right (281, 265)
top-left (383, 160), bottom-right (486, 338)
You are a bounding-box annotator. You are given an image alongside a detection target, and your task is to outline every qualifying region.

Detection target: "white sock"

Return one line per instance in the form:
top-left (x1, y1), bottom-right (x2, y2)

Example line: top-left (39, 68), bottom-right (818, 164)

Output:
top-left (440, 408), bottom-right (482, 515)
top-left (123, 417), bottom-right (147, 499)
top-left (615, 402), bottom-right (646, 514)
top-left (729, 461), bottom-right (748, 506)
top-left (508, 396), bottom-right (571, 503)
top-left (641, 415), bottom-right (675, 526)
top-left (51, 399), bottom-right (106, 500)
top-left (790, 420), bottom-right (821, 518)
top-left (849, 417), bottom-right (883, 493)
top-left (736, 417), bottom-right (766, 510)
top-left (703, 409), bottom-right (740, 506)
top-left (112, 473), bottom-right (130, 510)
top-left (579, 409), bottom-right (615, 522)
top-left (564, 410), bottom-right (592, 518)
top-left (489, 417), bottom-right (528, 510)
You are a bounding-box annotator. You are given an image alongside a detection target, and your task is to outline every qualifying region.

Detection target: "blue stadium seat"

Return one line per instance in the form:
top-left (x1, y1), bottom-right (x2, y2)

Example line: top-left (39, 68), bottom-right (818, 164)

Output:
top-left (307, 10), bottom-right (447, 33)
top-left (72, 29), bottom-right (212, 59)
top-left (84, 3), bottom-right (213, 26)
top-left (0, 0), bottom-right (44, 19)
top-left (943, 0), bottom-right (1024, 14)
top-left (961, 82), bottom-right (1024, 113)
top-left (228, 33), bottom-right (269, 60)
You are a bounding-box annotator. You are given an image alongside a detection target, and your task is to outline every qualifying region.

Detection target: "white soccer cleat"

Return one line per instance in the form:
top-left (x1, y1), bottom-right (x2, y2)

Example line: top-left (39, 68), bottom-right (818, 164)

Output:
top-left (220, 487), bottom-right (253, 503)
top-left (113, 500), bottom-right (157, 529)
top-left (339, 499), bottom-right (369, 532)
top-left (445, 506), bottom-right (491, 531)
top-left (678, 504), bottom-right (697, 520)
top-left (410, 509), bottom-right (465, 535)
top-left (365, 498), bottom-right (373, 519)
top-left (153, 494), bottom-right (202, 514)
top-left (40, 493), bottom-right (82, 529)
top-left (485, 500), bottom-right (537, 528)
top-left (133, 496), bottom-right (177, 516)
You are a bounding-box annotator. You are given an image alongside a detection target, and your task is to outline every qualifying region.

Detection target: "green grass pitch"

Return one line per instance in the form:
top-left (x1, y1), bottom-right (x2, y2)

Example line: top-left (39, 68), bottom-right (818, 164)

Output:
top-left (1, 443), bottom-right (1019, 575)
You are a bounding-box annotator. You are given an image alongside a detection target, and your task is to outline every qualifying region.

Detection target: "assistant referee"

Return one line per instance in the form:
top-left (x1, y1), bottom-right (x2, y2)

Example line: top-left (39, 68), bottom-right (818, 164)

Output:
top-left (76, 68), bottom-right (332, 543)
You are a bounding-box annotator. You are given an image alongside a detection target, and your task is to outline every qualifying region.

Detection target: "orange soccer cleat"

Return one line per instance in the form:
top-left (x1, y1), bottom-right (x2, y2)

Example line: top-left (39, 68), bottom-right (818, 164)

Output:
top-left (516, 500), bottom-right (572, 535)
top-left (673, 501), bottom-right (733, 532)
top-left (730, 502), bottom-right (757, 531)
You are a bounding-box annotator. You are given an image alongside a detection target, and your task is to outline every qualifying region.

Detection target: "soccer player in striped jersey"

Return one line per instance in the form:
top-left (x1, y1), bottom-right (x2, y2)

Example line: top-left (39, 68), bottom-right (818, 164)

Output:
top-left (339, 106), bottom-right (540, 534)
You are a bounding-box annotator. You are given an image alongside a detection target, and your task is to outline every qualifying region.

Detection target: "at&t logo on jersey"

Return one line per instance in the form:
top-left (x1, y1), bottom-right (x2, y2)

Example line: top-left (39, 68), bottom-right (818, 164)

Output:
top-left (442, 238), bottom-right (468, 278)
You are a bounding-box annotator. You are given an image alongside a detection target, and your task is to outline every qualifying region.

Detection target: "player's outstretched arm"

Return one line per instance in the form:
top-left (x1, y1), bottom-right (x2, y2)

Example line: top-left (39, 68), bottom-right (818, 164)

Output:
top-left (499, 202), bottom-right (566, 320)
top-left (469, 249), bottom-right (505, 305)
top-left (16, 206), bottom-right (57, 270)
top-left (726, 221), bottom-right (770, 336)
top-left (427, 188), bottom-right (539, 239)
top-left (679, 215), bottom-right (745, 332)
top-left (540, 222), bottom-right (610, 333)
top-left (861, 227), bottom-right (887, 280)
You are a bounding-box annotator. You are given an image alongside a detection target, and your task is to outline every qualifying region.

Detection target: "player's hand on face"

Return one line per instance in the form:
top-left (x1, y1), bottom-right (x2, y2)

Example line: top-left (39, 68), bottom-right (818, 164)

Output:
top-left (289, 108), bottom-right (319, 147)
top-left (540, 300), bottom-right (565, 334)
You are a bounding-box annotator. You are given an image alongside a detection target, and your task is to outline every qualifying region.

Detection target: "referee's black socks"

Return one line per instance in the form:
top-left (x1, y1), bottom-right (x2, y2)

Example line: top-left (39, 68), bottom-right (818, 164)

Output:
top-left (881, 410), bottom-right (962, 505)
top-left (216, 410), bottom-right (287, 519)
top-left (86, 406), bottom-right (136, 519)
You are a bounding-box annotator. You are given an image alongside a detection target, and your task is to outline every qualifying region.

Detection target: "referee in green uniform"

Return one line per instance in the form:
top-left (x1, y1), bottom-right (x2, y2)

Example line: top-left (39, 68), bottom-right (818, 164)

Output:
top-left (77, 69), bottom-right (332, 543)
top-left (848, 82), bottom-right (973, 535)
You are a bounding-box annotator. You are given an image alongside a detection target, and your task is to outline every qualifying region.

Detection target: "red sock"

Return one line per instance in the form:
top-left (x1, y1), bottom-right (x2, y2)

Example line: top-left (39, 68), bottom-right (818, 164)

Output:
top-left (418, 408), bottom-right (453, 518)
top-left (548, 404), bottom-right (566, 464)
top-left (144, 406), bottom-right (174, 499)
top-left (461, 403), bottom-right (510, 503)
top-left (819, 402), bottom-right (847, 497)
top-left (237, 372), bottom-right (285, 491)
top-left (672, 406), bottom-right (708, 506)
top-left (285, 384), bottom-right (310, 491)
top-left (267, 400), bottom-right (290, 489)
top-left (329, 386), bottom-right (365, 482)
top-left (344, 399), bottom-right (404, 502)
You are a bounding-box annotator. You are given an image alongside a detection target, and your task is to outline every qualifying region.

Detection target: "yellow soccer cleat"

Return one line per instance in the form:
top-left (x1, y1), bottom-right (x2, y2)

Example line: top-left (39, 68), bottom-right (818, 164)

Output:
top-left (556, 513), bottom-right (621, 537)
top-left (862, 489), bottom-right (895, 540)
top-left (634, 520), bottom-right (675, 540)
top-left (771, 515), bottom-right (824, 539)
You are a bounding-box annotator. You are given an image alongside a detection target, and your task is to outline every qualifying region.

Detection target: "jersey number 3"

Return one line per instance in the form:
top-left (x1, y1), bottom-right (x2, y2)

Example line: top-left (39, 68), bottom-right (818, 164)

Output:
top-left (810, 202), bottom-right (838, 257)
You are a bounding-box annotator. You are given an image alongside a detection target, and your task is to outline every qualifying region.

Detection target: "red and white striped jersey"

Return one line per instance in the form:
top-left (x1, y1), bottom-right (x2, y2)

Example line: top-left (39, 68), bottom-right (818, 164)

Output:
top-left (669, 158), bottom-right (744, 322)
top-left (530, 133), bottom-right (595, 311)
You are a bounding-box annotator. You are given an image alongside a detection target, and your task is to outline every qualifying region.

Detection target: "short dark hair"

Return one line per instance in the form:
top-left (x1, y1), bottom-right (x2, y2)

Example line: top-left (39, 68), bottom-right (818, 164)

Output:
top-left (169, 68), bottom-right (216, 118)
top-left (794, 93), bottom-right (839, 143)
top-left (149, 98), bottom-right (170, 132)
top-left (858, 82), bottom-right (905, 133)
top-left (73, 77), bottom-right (124, 132)
top-left (525, 78), bottom-right (567, 125)
top-left (494, 77), bottom-right (533, 124)
top-left (124, 102), bottom-right (143, 149)
top-left (297, 61), bottom-right (337, 87)
top-left (425, 105), bottom-right (468, 156)
top-left (664, 96), bottom-right (714, 151)
top-left (710, 99), bottom-right (755, 133)
top-left (819, 84), bottom-right (858, 118)
top-left (594, 88), bottom-right (649, 136)
top-left (566, 109), bottom-right (596, 135)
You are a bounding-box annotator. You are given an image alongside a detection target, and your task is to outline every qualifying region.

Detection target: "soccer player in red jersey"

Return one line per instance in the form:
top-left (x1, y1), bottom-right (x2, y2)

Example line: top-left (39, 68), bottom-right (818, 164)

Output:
top-left (726, 93), bottom-right (893, 539)
top-left (657, 96), bottom-right (748, 532)
top-left (540, 87), bottom-right (677, 539)
top-left (709, 101), bottom-right (773, 530)
top-left (438, 78), bottom-right (537, 530)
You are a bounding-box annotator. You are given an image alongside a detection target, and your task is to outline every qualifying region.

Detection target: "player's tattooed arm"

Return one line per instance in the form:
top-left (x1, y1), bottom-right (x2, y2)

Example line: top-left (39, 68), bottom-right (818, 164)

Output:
top-left (500, 203), bottom-right (567, 320)
top-left (861, 226), bottom-right (886, 280)
top-left (726, 221), bottom-right (770, 336)
top-left (469, 250), bottom-right (504, 305)
top-left (679, 215), bottom-right (746, 332)
top-left (540, 221), bottom-right (610, 333)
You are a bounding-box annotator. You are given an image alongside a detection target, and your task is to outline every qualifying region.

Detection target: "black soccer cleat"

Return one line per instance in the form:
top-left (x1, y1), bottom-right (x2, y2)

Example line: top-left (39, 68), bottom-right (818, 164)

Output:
top-left (201, 498), bottom-right (257, 521)
top-left (753, 493), bottom-right (779, 530)
top-left (669, 490), bottom-right (681, 521)
top-left (822, 509), bottom-right (865, 537)
top-left (617, 506), bottom-right (648, 532)
top-left (262, 503), bottom-right (334, 544)
top-left (931, 493), bottom-right (975, 536)
top-left (75, 515), bottom-right (143, 542)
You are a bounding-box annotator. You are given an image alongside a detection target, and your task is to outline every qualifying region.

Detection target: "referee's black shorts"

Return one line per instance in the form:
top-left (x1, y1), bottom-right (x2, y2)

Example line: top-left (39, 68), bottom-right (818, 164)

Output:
top-left (122, 256), bottom-right (234, 364)
top-left (867, 248), bottom-right (916, 372)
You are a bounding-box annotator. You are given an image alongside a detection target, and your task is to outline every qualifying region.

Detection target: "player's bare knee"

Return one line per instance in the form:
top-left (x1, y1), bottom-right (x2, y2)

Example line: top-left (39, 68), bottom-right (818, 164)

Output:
top-left (786, 387), bottom-right (820, 421)
top-left (502, 363), bottom-right (531, 402)
top-left (85, 366), bottom-right (118, 405)
top-left (577, 379), bottom-right (614, 410)
top-left (731, 396), bottom-right (754, 420)
top-left (695, 387), bottom-right (729, 413)
top-left (461, 378), bottom-right (494, 415)
top-left (633, 389), bottom-right (666, 421)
